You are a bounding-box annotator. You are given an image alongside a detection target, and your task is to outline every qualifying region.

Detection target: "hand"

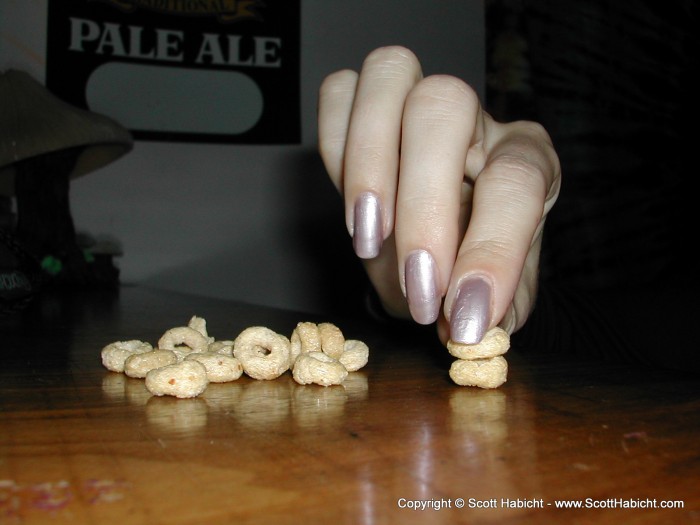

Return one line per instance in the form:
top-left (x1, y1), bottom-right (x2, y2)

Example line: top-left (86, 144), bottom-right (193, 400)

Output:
top-left (318, 46), bottom-right (561, 345)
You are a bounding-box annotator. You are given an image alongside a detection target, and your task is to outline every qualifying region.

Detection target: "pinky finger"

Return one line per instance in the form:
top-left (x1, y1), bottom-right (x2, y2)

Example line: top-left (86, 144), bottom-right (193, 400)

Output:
top-left (318, 69), bottom-right (359, 191)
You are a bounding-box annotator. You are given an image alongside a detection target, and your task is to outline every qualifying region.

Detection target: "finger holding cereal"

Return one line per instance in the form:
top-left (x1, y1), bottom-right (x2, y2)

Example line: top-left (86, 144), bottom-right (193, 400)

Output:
top-left (233, 326), bottom-right (291, 380)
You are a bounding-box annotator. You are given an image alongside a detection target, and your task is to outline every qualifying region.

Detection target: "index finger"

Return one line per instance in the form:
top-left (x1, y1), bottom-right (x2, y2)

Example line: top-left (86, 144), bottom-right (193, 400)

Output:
top-left (445, 119), bottom-right (561, 343)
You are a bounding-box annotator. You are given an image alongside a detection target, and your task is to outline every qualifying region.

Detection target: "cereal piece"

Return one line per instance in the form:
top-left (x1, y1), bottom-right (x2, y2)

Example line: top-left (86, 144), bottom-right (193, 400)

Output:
top-left (446, 327), bottom-right (510, 360)
top-left (145, 360), bottom-right (209, 398)
top-left (187, 315), bottom-right (208, 337)
top-left (185, 353), bottom-right (243, 382)
top-left (292, 351), bottom-right (348, 386)
top-left (188, 315), bottom-right (215, 344)
top-left (124, 349), bottom-right (178, 378)
top-left (449, 356), bottom-right (508, 389)
top-left (318, 322), bottom-right (345, 360)
top-left (157, 326), bottom-right (209, 355)
top-left (170, 348), bottom-right (195, 363)
top-left (290, 321), bottom-right (322, 366)
top-left (339, 340), bottom-right (369, 372)
top-left (233, 326), bottom-right (291, 380)
top-left (101, 340), bottom-right (152, 372)
top-left (208, 340), bottom-right (234, 356)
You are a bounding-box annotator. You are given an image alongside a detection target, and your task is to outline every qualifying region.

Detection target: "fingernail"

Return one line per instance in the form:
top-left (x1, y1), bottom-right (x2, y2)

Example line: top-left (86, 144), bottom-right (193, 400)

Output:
top-left (353, 191), bottom-right (383, 259)
top-left (405, 250), bottom-right (440, 325)
top-left (449, 277), bottom-right (491, 344)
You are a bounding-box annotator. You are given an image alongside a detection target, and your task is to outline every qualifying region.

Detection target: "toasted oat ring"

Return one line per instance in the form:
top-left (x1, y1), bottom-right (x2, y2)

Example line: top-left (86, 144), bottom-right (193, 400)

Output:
top-left (145, 360), bottom-right (209, 398)
top-left (101, 340), bottom-right (153, 373)
top-left (187, 315), bottom-right (209, 338)
top-left (292, 351), bottom-right (348, 386)
top-left (158, 326), bottom-right (210, 354)
top-left (233, 326), bottom-right (291, 380)
top-left (290, 322), bottom-right (322, 366)
top-left (185, 353), bottom-right (243, 383)
top-left (124, 349), bottom-right (178, 378)
top-left (446, 327), bottom-right (510, 360)
top-left (208, 340), bottom-right (234, 356)
top-left (318, 322), bottom-right (345, 360)
top-left (449, 356), bottom-right (508, 389)
top-left (339, 339), bottom-right (369, 372)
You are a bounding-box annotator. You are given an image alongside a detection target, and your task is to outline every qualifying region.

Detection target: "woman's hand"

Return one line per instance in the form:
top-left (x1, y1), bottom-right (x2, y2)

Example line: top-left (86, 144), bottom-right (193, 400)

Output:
top-left (318, 46), bottom-right (561, 345)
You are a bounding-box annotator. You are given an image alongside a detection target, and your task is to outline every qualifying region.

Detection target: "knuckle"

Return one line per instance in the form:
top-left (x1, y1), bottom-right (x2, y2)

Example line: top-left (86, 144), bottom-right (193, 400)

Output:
top-left (464, 238), bottom-right (520, 266)
top-left (496, 120), bottom-right (561, 182)
top-left (362, 45), bottom-right (421, 80)
top-left (319, 69), bottom-right (358, 97)
top-left (410, 75), bottom-right (479, 111)
top-left (483, 142), bottom-right (551, 200)
top-left (514, 119), bottom-right (549, 140)
top-left (405, 76), bottom-right (480, 129)
top-left (489, 154), bottom-right (546, 186)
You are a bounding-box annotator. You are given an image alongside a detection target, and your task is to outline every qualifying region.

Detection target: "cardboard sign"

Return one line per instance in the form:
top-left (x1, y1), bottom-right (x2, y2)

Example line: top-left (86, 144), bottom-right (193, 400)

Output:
top-left (46, 0), bottom-right (300, 144)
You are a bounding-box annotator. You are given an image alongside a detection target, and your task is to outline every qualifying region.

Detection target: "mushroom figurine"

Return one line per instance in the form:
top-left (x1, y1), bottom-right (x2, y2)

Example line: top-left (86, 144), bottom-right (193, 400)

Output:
top-left (0, 69), bottom-right (132, 290)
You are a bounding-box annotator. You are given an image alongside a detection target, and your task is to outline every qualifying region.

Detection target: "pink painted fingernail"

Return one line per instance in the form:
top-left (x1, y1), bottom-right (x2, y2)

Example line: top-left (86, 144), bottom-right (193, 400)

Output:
top-left (405, 250), bottom-right (440, 325)
top-left (353, 191), bottom-right (383, 259)
top-left (449, 277), bottom-right (491, 344)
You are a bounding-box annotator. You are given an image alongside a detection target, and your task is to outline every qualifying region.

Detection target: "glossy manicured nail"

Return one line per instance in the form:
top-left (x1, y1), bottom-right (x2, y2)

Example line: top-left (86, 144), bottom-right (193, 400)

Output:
top-left (353, 192), bottom-right (383, 259)
top-left (405, 250), bottom-right (440, 325)
top-left (449, 277), bottom-right (491, 344)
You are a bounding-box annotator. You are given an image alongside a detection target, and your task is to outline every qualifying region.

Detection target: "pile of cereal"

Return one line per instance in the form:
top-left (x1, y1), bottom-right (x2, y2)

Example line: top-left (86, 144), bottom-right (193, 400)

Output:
top-left (446, 327), bottom-right (510, 389)
top-left (100, 317), bottom-right (369, 398)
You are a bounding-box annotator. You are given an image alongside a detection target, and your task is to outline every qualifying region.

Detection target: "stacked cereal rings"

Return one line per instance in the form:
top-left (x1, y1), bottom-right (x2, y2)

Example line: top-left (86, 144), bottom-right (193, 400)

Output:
top-left (446, 327), bottom-right (510, 389)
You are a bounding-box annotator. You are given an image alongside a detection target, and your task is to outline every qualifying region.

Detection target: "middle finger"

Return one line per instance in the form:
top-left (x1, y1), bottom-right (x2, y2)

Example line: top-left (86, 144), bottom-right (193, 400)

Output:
top-left (396, 75), bottom-right (482, 324)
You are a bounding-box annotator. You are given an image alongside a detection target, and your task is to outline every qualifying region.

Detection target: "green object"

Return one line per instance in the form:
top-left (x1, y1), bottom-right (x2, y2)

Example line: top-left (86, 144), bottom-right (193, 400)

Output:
top-left (41, 255), bottom-right (63, 275)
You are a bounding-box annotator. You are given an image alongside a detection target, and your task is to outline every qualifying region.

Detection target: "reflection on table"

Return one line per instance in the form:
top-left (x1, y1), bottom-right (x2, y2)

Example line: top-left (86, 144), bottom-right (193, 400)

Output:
top-left (1, 286), bottom-right (698, 524)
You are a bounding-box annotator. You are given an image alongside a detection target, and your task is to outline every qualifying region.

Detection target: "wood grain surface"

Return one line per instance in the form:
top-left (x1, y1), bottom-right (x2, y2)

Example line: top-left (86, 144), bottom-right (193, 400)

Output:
top-left (1, 286), bottom-right (698, 524)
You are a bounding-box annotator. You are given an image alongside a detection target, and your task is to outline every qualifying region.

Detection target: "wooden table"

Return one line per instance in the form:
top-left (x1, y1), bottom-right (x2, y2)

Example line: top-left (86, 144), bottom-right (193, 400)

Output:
top-left (1, 286), bottom-right (698, 524)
